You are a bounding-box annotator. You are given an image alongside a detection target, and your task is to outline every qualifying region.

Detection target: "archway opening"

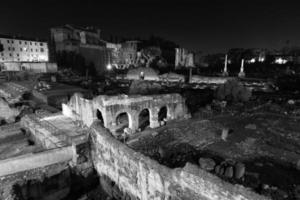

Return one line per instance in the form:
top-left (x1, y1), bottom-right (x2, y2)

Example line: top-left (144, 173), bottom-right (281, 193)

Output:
top-left (158, 106), bottom-right (167, 122)
top-left (116, 112), bottom-right (129, 134)
top-left (96, 109), bottom-right (104, 126)
top-left (138, 109), bottom-right (150, 131)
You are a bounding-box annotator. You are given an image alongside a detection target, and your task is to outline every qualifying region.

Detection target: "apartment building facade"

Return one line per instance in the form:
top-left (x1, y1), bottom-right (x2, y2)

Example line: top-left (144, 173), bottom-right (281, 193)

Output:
top-left (0, 35), bottom-right (49, 62)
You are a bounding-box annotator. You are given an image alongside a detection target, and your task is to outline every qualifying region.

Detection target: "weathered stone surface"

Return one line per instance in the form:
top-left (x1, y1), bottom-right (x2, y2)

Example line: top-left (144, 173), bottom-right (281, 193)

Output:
top-left (224, 166), bottom-right (234, 178)
top-left (199, 157), bottom-right (216, 171)
top-left (90, 123), bottom-right (269, 200)
top-left (215, 165), bottom-right (221, 174)
top-left (158, 146), bottom-right (166, 158)
top-left (235, 162), bottom-right (246, 179)
top-left (245, 124), bottom-right (257, 130)
top-left (0, 161), bottom-right (69, 200)
top-left (221, 128), bottom-right (229, 141)
top-left (63, 93), bottom-right (190, 133)
top-left (0, 98), bottom-right (21, 121)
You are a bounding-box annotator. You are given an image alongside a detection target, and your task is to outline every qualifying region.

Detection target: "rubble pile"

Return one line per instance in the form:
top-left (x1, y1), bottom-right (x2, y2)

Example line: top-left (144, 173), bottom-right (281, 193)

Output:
top-left (34, 81), bottom-right (51, 91)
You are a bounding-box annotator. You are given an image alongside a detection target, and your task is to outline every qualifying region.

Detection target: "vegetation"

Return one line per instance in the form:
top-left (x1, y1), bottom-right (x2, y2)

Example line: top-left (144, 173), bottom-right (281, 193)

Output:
top-left (55, 51), bottom-right (97, 77)
top-left (215, 79), bottom-right (252, 102)
top-left (129, 80), bottom-right (162, 95)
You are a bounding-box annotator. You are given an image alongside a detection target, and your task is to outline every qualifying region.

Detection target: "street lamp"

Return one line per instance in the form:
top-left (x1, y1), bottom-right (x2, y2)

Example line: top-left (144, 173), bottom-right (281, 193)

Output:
top-left (106, 63), bottom-right (112, 71)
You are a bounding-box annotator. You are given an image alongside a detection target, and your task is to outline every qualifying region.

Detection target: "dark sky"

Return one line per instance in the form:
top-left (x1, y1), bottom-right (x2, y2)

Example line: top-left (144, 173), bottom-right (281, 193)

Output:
top-left (1, 0), bottom-right (300, 53)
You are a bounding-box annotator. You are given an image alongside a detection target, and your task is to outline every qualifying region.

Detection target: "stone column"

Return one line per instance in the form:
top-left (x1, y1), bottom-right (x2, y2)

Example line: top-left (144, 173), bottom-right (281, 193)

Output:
top-left (238, 59), bottom-right (245, 78)
top-left (149, 108), bottom-right (160, 128)
top-left (167, 104), bottom-right (176, 120)
top-left (130, 112), bottom-right (139, 133)
top-left (222, 54), bottom-right (229, 76)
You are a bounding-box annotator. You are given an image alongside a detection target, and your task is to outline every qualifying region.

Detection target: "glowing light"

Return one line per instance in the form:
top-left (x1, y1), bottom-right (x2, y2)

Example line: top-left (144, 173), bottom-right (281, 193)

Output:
top-left (275, 58), bottom-right (288, 65)
top-left (258, 57), bottom-right (265, 62)
top-left (249, 58), bottom-right (256, 63)
top-left (106, 64), bottom-right (112, 70)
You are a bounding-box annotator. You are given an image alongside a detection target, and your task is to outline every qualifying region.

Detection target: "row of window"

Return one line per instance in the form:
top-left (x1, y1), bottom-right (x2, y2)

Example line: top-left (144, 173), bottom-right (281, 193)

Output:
top-left (6, 47), bottom-right (45, 52)
top-left (4, 39), bottom-right (45, 46)
top-left (0, 52), bottom-right (43, 58)
top-left (0, 57), bottom-right (42, 61)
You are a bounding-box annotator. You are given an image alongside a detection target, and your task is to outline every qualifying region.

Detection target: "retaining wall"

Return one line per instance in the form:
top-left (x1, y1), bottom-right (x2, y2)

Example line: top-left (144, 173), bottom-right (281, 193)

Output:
top-left (0, 146), bottom-right (74, 177)
top-left (90, 122), bottom-right (269, 200)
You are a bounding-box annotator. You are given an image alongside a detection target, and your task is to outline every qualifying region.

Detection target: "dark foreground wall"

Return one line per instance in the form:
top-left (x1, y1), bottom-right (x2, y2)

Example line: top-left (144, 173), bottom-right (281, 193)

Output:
top-left (90, 122), bottom-right (269, 200)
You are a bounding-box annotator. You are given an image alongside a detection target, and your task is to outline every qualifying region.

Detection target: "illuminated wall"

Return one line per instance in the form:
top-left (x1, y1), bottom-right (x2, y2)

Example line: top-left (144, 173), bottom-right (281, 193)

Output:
top-left (0, 37), bottom-right (49, 62)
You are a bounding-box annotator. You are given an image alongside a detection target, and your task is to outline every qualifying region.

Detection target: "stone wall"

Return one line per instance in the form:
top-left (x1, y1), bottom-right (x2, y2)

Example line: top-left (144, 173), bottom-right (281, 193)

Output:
top-left (0, 161), bottom-right (70, 200)
top-left (21, 114), bottom-right (68, 149)
top-left (0, 97), bottom-right (20, 122)
top-left (90, 122), bottom-right (269, 200)
top-left (190, 75), bottom-right (234, 84)
top-left (0, 146), bottom-right (73, 177)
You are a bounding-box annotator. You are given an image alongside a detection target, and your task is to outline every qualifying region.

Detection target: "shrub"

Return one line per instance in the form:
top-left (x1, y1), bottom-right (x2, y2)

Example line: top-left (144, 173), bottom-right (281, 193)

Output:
top-left (129, 80), bottom-right (162, 95)
top-left (215, 79), bottom-right (252, 102)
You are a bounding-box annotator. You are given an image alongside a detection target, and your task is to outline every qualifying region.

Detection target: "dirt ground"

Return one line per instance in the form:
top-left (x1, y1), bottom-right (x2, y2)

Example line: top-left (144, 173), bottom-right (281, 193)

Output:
top-left (128, 100), bottom-right (300, 200)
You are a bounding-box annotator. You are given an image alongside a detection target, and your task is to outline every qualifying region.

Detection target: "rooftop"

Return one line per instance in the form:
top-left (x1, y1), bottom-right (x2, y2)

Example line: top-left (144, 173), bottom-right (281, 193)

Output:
top-left (52, 24), bottom-right (100, 34)
top-left (0, 33), bottom-right (47, 42)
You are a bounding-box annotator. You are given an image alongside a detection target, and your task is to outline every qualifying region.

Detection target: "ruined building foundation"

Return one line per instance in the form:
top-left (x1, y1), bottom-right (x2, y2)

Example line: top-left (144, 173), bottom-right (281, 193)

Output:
top-left (62, 93), bottom-right (190, 133)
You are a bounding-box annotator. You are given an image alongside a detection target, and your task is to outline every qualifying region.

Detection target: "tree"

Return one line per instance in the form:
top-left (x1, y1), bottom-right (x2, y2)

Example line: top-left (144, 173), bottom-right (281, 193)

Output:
top-left (55, 51), bottom-right (96, 77)
top-left (141, 46), bottom-right (162, 67)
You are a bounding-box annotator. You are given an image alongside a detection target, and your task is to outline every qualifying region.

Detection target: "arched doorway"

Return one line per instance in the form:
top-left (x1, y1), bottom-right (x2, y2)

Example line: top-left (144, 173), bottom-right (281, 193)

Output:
top-left (115, 112), bottom-right (129, 134)
top-left (158, 106), bottom-right (167, 122)
top-left (96, 109), bottom-right (104, 126)
top-left (138, 109), bottom-right (150, 131)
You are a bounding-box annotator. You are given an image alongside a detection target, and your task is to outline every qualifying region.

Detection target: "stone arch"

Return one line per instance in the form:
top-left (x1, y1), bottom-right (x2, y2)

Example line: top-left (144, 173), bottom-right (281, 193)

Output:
top-left (115, 111), bottom-right (131, 133)
top-left (158, 106), bottom-right (168, 122)
top-left (96, 109), bottom-right (104, 126)
top-left (138, 108), bottom-right (150, 131)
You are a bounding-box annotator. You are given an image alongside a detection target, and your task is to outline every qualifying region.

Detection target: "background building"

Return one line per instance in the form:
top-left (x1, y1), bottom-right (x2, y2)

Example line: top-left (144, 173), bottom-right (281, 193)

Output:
top-left (51, 24), bottom-right (111, 75)
top-left (175, 48), bottom-right (194, 69)
top-left (0, 34), bottom-right (49, 62)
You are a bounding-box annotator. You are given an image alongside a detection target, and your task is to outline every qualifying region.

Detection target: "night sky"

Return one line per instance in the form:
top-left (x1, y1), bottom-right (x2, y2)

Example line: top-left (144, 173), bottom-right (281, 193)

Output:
top-left (1, 0), bottom-right (300, 53)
